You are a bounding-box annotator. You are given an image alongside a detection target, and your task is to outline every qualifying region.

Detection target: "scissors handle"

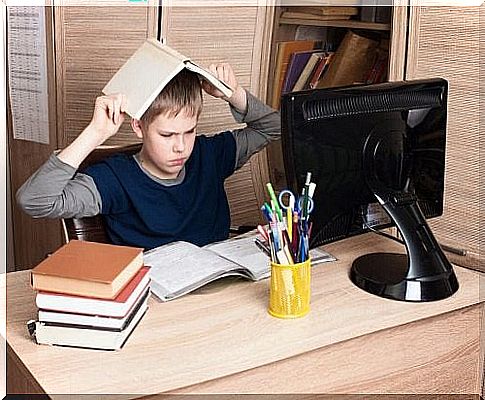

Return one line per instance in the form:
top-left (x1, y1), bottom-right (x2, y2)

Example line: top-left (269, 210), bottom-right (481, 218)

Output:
top-left (298, 196), bottom-right (314, 216)
top-left (278, 189), bottom-right (295, 211)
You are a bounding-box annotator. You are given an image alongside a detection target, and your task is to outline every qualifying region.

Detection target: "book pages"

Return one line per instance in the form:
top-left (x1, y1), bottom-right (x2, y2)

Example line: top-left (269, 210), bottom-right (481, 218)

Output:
top-left (204, 236), bottom-right (271, 280)
top-left (144, 241), bottom-right (243, 301)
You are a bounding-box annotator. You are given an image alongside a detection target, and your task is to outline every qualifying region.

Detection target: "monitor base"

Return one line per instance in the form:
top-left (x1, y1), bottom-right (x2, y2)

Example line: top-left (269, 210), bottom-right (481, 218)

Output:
top-left (350, 252), bottom-right (459, 302)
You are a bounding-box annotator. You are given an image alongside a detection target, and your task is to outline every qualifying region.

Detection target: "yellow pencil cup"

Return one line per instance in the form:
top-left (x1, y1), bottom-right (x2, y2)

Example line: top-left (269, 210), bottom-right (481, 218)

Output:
top-left (268, 258), bottom-right (311, 319)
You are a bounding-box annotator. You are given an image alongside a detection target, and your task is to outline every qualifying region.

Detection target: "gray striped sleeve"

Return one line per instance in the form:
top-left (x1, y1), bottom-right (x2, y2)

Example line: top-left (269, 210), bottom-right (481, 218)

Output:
top-left (16, 153), bottom-right (102, 219)
top-left (230, 90), bottom-right (281, 170)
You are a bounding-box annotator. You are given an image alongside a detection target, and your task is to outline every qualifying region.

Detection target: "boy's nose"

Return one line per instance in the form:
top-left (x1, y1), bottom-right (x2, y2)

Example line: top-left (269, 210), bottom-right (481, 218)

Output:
top-left (173, 135), bottom-right (185, 153)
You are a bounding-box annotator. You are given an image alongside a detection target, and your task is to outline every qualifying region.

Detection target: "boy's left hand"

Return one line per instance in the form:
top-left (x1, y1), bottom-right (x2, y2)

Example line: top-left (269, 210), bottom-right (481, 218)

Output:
top-left (203, 63), bottom-right (247, 114)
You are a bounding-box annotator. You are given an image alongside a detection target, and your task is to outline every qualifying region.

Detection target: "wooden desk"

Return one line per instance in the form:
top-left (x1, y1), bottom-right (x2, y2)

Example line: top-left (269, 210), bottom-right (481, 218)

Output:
top-left (4, 234), bottom-right (484, 397)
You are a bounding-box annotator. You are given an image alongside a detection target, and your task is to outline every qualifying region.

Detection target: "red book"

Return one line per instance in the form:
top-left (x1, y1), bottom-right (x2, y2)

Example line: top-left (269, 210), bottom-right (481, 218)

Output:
top-left (35, 266), bottom-right (150, 318)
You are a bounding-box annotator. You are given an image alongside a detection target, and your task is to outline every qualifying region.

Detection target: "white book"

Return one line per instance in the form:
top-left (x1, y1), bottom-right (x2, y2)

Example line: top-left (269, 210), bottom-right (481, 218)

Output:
top-left (103, 39), bottom-right (233, 119)
top-left (38, 288), bottom-right (150, 330)
top-left (35, 266), bottom-right (150, 318)
top-left (33, 298), bottom-right (148, 351)
top-left (143, 234), bottom-right (335, 302)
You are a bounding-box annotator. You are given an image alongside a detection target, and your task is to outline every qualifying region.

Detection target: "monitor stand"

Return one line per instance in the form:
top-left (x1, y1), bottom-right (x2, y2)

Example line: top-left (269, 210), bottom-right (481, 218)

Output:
top-left (350, 191), bottom-right (459, 302)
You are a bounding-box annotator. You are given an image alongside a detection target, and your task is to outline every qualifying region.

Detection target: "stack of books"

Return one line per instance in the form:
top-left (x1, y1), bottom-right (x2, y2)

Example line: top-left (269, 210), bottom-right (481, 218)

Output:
top-left (29, 240), bottom-right (150, 351)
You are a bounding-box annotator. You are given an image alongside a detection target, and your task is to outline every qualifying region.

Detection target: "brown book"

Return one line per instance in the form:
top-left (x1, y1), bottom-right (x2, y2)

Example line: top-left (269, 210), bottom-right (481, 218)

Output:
top-left (316, 31), bottom-right (379, 89)
top-left (31, 240), bottom-right (144, 299)
top-left (271, 40), bottom-right (318, 108)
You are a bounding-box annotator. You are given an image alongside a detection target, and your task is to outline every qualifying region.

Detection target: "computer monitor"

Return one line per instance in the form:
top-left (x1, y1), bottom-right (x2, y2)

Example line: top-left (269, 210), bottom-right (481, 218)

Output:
top-left (281, 78), bottom-right (458, 302)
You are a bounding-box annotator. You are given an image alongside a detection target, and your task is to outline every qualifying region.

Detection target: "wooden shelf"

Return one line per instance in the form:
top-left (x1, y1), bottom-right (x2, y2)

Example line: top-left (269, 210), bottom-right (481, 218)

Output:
top-left (279, 18), bottom-right (391, 31)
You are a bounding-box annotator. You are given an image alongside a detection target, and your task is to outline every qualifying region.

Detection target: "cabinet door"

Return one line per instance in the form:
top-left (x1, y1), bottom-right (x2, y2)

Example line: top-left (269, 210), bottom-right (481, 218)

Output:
top-left (162, 5), bottom-right (274, 227)
top-left (406, 5), bottom-right (483, 271)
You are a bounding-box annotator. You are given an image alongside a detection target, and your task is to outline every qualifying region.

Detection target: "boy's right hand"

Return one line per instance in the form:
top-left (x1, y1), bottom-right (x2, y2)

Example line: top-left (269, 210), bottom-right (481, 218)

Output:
top-left (87, 94), bottom-right (127, 142)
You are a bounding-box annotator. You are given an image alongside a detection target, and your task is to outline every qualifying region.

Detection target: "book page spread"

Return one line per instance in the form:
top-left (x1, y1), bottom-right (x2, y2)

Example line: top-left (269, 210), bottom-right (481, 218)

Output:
top-left (144, 241), bottom-right (244, 301)
top-left (144, 235), bottom-right (337, 302)
top-left (204, 236), bottom-right (270, 280)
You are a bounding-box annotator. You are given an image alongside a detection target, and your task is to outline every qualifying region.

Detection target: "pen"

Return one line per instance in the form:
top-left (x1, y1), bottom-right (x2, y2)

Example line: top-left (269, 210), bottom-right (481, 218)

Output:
top-left (308, 182), bottom-right (316, 198)
top-left (301, 172), bottom-right (312, 222)
top-left (266, 183), bottom-right (283, 222)
top-left (287, 196), bottom-right (294, 238)
top-left (263, 202), bottom-right (274, 222)
top-left (257, 224), bottom-right (269, 242)
top-left (268, 230), bottom-right (277, 262)
top-left (254, 238), bottom-right (270, 256)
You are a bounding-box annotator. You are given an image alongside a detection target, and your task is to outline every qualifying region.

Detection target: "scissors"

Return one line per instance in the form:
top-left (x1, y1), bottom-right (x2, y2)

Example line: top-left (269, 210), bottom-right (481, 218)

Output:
top-left (278, 189), bottom-right (314, 215)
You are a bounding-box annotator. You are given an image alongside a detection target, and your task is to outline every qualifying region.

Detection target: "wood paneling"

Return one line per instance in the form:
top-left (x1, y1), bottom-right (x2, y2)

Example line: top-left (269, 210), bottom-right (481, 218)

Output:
top-left (163, 5), bottom-right (274, 227)
top-left (406, 5), bottom-right (483, 271)
top-left (388, 4), bottom-right (408, 81)
top-left (55, 5), bottom-right (158, 148)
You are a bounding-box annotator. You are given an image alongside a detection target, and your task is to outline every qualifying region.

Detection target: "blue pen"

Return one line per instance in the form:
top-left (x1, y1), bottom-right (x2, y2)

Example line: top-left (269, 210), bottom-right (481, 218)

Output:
top-left (261, 205), bottom-right (272, 223)
top-left (264, 202), bottom-right (274, 222)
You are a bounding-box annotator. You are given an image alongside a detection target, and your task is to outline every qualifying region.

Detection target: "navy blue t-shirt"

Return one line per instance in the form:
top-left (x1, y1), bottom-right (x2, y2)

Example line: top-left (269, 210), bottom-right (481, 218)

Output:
top-left (83, 132), bottom-right (237, 250)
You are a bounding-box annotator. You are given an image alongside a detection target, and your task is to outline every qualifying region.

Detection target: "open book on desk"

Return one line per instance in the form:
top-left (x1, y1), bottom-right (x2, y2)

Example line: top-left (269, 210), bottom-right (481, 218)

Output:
top-left (143, 235), bottom-right (336, 302)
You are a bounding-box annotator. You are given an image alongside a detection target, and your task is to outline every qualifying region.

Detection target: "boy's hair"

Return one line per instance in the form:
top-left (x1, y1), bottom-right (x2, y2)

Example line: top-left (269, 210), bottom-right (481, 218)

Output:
top-left (140, 69), bottom-right (203, 127)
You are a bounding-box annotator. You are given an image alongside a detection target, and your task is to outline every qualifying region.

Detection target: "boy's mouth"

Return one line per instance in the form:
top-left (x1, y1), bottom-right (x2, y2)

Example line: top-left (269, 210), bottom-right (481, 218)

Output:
top-left (169, 158), bottom-right (186, 166)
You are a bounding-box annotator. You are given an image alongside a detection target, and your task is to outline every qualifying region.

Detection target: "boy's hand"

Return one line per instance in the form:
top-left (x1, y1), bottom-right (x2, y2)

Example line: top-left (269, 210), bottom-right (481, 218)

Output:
top-left (203, 63), bottom-right (247, 114)
top-left (88, 94), bottom-right (127, 142)
top-left (57, 93), bottom-right (128, 169)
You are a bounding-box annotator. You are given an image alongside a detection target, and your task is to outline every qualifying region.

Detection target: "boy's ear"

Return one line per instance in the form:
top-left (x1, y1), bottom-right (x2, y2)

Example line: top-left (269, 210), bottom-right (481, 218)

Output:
top-left (131, 118), bottom-right (144, 139)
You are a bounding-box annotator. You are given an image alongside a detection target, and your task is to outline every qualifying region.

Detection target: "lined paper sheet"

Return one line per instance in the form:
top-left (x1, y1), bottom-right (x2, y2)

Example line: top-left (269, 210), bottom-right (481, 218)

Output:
top-left (7, 6), bottom-right (49, 144)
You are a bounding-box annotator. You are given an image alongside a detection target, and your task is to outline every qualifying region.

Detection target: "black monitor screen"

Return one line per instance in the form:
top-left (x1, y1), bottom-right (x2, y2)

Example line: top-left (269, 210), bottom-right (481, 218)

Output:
top-left (281, 78), bottom-right (448, 250)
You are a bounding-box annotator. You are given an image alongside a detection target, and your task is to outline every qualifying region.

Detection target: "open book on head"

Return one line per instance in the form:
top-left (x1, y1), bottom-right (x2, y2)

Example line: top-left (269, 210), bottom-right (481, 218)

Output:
top-left (102, 38), bottom-right (233, 119)
top-left (143, 234), bottom-right (336, 302)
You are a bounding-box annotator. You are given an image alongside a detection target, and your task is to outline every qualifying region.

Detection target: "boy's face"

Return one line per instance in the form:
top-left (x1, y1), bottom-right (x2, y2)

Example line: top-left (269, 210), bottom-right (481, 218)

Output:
top-left (136, 110), bottom-right (198, 179)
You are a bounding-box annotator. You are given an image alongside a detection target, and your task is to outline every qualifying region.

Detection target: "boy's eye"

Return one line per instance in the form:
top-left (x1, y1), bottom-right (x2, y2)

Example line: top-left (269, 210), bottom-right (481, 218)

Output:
top-left (159, 132), bottom-right (173, 138)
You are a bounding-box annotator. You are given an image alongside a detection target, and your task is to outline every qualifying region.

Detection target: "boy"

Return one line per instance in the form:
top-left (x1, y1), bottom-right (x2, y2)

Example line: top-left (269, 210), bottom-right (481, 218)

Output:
top-left (17, 63), bottom-right (280, 249)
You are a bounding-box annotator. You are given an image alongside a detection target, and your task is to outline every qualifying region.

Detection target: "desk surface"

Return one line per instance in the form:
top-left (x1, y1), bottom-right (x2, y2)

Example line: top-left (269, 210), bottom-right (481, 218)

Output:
top-left (4, 234), bottom-right (484, 396)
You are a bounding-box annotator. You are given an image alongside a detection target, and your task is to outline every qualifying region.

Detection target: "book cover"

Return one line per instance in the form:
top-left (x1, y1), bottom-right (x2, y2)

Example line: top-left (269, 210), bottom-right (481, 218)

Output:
top-left (143, 234), bottom-right (335, 302)
top-left (38, 288), bottom-right (150, 330)
top-left (282, 50), bottom-right (316, 94)
top-left (103, 39), bottom-right (232, 119)
top-left (31, 240), bottom-right (144, 299)
top-left (271, 40), bottom-right (318, 109)
top-left (316, 31), bottom-right (379, 89)
top-left (33, 298), bottom-right (148, 351)
top-left (36, 266), bottom-right (150, 317)
top-left (292, 51), bottom-right (326, 92)
top-left (308, 52), bottom-right (334, 89)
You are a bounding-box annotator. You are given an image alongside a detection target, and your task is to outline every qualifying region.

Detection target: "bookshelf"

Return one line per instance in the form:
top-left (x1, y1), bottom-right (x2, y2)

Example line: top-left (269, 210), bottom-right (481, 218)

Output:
top-left (266, 5), bottom-right (406, 191)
